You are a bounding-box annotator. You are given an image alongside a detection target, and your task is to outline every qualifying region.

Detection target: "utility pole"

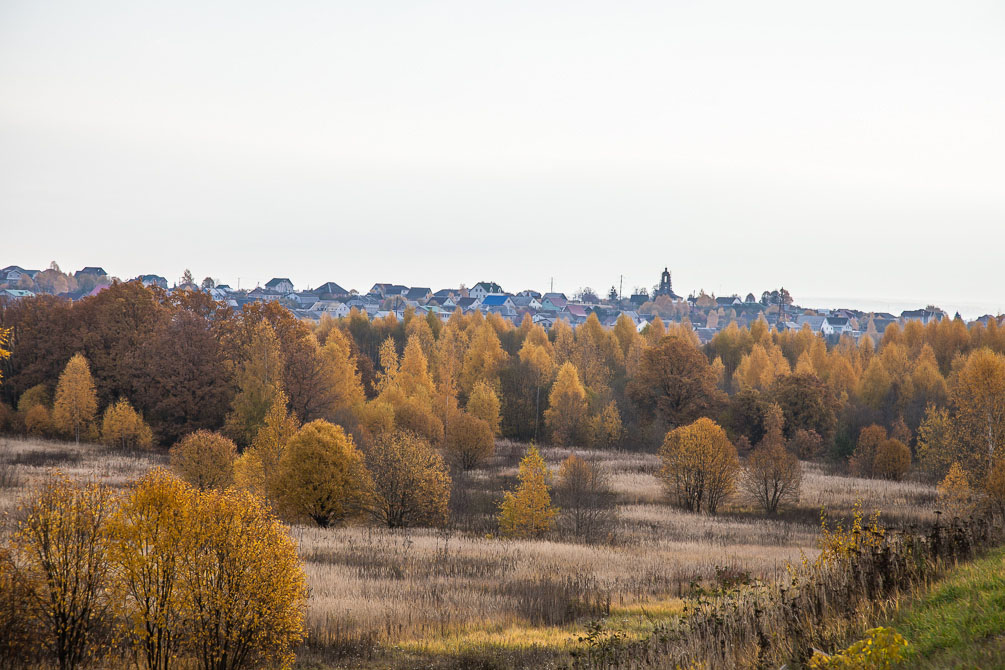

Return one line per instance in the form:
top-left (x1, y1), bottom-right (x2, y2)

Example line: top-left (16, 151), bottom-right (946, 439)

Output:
top-left (550, 277), bottom-right (554, 293)
top-left (619, 274), bottom-right (623, 301)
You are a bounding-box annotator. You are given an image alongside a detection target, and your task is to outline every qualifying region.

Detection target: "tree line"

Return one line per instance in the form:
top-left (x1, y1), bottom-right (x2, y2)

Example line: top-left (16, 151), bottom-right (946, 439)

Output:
top-left (1, 282), bottom-right (1004, 514)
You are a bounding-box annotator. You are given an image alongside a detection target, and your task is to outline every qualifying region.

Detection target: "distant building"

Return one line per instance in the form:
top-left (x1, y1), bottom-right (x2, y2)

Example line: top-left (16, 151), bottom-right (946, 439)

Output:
top-left (654, 267), bottom-right (682, 301)
top-left (137, 274), bottom-right (169, 289)
top-left (469, 282), bottom-right (503, 300)
top-left (74, 266), bottom-right (107, 280)
top-left (265, 277), bottom-right (294, 293)
top-left (1, 266), bottom-right (40, 283)
top-left (314, 281), bottom-right (349, 298)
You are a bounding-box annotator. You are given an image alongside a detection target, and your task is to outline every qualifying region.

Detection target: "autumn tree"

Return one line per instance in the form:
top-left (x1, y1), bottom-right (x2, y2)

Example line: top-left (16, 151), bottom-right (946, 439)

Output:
top-left (937, 462), bottom-right (974, 517)
top-left (12, 473), bottom-right (114, 670)
top-left (364, 431), bottom-right (451, 528)
top-left (459, 321), bottom-right (507, 397)
top-left (658, 417), bottom-right (739, 515)
top-left (769, 373), bottom-right (838, 444)
top-left (628, 334), bottom-right (723, 429)
top-left (177, 487), bottom-right (307, 670)
top-left (169, 430), bottom-right (237, 490)
top-left (850, 425), bottom-right (887, 477)
top-left (873, 439), bottom-right (911, 480)
top-left (234, 391), bottom-right (299, 501)
top-left (224, 320), bottom-right (284, 447)
top-left (589, 400), bottom-right (623, 449)
top-left (0, 326), bottom-right (9, 386)
top-left (100, 398), bottom-right (154, 450)
top-left (518, 333), bottom-right (555, 441)
top-left (498, 446), bottom-right (558, 538)
top-left (555, 454), bottom-right (614, 541)
top-left (52, 353), bottom-right (98, 443)
top-left (950, 348), bottom-right (1005, 475)
top-left (915, 404), bottom-right (957, 480)
top-left (108, 468), bottom-right (190, 670)
top-left (544, 362), bottom-right (588, 446)
top-left (444, 411), bottom-right (495, 470)
top-left (466, 380), bottom-right (501, 436)
top-left (274, 420), bottom-right (372, 527)
top-left (743, 440), bottom-right (800, 515)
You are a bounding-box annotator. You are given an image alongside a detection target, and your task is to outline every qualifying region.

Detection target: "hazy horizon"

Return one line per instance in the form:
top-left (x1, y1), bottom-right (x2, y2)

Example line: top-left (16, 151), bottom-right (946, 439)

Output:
top-left (3, 1), bottom-right (1003, 318)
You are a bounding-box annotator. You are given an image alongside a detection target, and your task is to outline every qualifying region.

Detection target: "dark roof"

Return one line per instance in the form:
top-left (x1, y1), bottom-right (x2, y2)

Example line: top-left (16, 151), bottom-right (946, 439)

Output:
top-left (315, 281), bottom-right (348, 296)
top-left (75, 266), bottom-right (107, 276)
top-left (456, 297), bottom-right (478, 308)
top-left (265, 277), bottom-right (292, 289)
top-left (405, 287), bottom-right (431, 300)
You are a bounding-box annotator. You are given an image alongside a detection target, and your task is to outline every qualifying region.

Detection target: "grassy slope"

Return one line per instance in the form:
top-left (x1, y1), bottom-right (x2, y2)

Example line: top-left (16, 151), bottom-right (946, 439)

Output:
top-left (889, 547), bottom-right (1005, 669)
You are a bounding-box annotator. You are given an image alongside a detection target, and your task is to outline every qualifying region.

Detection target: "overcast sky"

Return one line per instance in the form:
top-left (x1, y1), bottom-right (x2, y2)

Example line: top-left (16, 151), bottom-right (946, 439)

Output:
top-left (1, 1), bottom-right (1003, 317)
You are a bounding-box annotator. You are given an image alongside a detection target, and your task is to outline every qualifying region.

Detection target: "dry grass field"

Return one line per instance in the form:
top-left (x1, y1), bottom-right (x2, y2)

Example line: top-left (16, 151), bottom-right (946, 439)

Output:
top-left (0, 435), bottom-right (939, 669)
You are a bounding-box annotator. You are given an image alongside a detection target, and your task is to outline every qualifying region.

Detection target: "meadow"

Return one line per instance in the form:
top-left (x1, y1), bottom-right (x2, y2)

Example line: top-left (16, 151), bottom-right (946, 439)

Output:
top-left (0, 435), bottom-right (940, 669)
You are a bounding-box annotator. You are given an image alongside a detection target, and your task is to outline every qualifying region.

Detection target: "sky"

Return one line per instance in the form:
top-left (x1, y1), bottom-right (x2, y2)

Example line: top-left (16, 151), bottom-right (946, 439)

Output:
top-left (1, 1), bottom-right (1003, 317)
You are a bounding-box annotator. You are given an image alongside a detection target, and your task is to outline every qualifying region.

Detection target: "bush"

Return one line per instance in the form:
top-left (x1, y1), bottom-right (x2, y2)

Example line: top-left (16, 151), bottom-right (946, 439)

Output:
top-left (790, 428), bottom-right (823, 459)
top-left (364, 431), bottom-right (451, 528)
top-left (937, 462), bottom-right (974, 518)
top-left (808, 627), bottom-right (909, 669)
top-left (444, 411), bottom-right (494, 470)
top-left (23, 404), bottom-right (52, 437)
top-left (169, 430), bottom-right (237, 490)
top-left (743, 441), bottom-right (801, 514)
top-left (659, 418), bottom-right (739, 514)
top-left (274, 420), bottom-right (372, 527)
top-left (100, 398), bottom-right (154, 450)
top-left (872, 439), bottom-right (910, 481)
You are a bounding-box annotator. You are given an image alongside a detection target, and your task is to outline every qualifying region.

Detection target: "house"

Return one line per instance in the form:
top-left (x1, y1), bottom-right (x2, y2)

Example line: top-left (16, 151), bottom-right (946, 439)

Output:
top-left (517, 289), bottom-right (542, 299)
top-left (314, 281), bottom-right (349, 298)
top-left (74, 267), bottom-right (107, 280)
top-left (289, 292), bottom-right (320, 309)
top-left (265, 277), bottom-right (294, 294)
top-left (900, 308), bottom-right (946, 326)
top-left (715, 295), bottom-right (743, 307)
top-left (248, 287), bottom-right (283, 302)
top-left (137, 274), bottom-right (169, 289)
top-left (0, 289), bottom-right (35, 300)
top-left (479, 294), bottom-right (514, 310)
top-left (561, 304), bottom-right (588, 324)
top-left (825, 317), bottom-right (853, 336)
top-left (541, 293), bottom-right (568, 311)
top-left (469, 282), bottom-right (503, 300)
top-left (511, 295), bottom-right (542, 310)
top-left (368, 283), bottom-right (408, 298)
top-left (311, 300), bottom-right (350, 317)
top-left (629, 293), bottom-right (650, 307)
top-left (455, 297), bottom-right (479, 311)
top-left (1, 266), bottom-right (40, 283)
top-left (433, 288), bottom-right (460, 301)
top-left (405, 287), bottom-right (432, 303)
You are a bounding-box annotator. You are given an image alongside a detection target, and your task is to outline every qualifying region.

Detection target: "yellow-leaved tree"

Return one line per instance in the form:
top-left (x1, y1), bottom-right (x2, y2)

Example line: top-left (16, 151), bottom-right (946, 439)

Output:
top-left (364, 431), bottom-right (451, 528)
top-left (466, 380), bottom-right (501, 437)
top-left (12, 472), bottom-right (114, 670)
top-left (544, 362), bottom-right (588, 446)
top-left (951, 348), bottom-right (1005, 476)
top-left (274, 420), bottom-right (373, 527)
top-left (459, 321), bottom-right (508, 397)
top-left (659, 417), bottom-right (739, 515)
top-left (498, 445), bottom-right (557, 538)
top-left (178, 486), bottom-right (308, 670)
top-left (52, 352), bottom-right (98, 443)
top-left (234, 390), bottom-right (299, 501)
top-left (589, 400), bottom-right (623, 449)
top-left (108, 468), bottom-right (191, 670)
top-left (225, 320), bottom-right (285, 446)
top-left (444, 410), bottom-right (494, 470)
top-left (169, 430), bottom-right (237, 490)
top-left (0, 326), bottom-right (10, 385)
top-left (937, 462), bottom-right (974, 518)
top-left (100, 398), bottom-right (154, 450)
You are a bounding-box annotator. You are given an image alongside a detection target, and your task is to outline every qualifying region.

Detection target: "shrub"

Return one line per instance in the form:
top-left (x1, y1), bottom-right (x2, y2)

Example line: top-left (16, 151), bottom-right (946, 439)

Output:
top-left (790, 428), bottom-right (823, 459)
top-left (743, 441), bottom-right (801, 514)
top-left (444, 411), bottom-right (494, 470)
top-left (274, 420), bottom-right (372, 527)
top-left (937, 462), bottom-right (974, 518)
top-left (11, 472), bottom-right (115, 670)
top-left (178, 486), bottom-right (308, 670)
top-left (555, 454), bottom-right (615, 541)
top-left (872, 439), bottom-right (910, 481)
top-left (808, 627), bottom-right (909, 669)
top-left (364, 431), bottom-right (451, 528)
top-left (850, 425), bottom-right (887, 477)
top-left (169, 430), bottom-right (237, 490)
top-left (100, 398), bottom-right (154, 450)
top-left (658, 418), bottom-right (739, 514)
top-left (23, 404), bottom-right (52, 437)
top-left (17, 384), bottom-right (50, 414)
